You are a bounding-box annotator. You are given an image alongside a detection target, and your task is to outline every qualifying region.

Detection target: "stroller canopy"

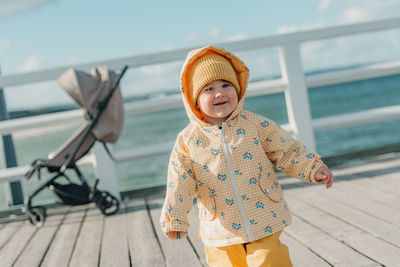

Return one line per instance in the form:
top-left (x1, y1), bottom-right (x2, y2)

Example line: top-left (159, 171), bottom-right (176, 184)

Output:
top-left (57, 66), bottom-right (124, 143)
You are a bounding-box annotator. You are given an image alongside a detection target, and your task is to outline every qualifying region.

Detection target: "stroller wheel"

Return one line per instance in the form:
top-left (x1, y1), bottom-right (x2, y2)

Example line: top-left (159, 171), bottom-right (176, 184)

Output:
top-left (28, 206), bottom-right (47, 227)
top-left (95, 191), bottom-right (119, 216)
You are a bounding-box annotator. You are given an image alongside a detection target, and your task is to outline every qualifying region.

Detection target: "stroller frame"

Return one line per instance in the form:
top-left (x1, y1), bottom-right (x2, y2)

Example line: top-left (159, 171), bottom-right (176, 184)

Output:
top-left (24, 66), bottom-right (128, 227)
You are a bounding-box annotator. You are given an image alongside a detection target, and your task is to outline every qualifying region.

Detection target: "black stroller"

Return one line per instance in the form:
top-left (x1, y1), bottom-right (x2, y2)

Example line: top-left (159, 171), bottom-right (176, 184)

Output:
top-left (24, 65), bottom-right (128, 227)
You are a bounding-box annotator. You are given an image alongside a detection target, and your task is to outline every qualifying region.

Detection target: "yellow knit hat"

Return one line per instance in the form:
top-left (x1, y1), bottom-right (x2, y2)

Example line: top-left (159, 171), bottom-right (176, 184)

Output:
top-left (188, 53), bottom-right (241, 105)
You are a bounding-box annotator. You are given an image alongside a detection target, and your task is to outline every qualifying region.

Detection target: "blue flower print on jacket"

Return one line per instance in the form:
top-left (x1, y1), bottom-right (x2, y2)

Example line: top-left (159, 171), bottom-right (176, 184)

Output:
top-left (211, 148), bottom-right (221, 155)
top-left (261, 120), bottom-right (269, 127)
top-left (235, 169), bottom-right (242, 175)
top-left (254, 138), bottom-right (260, 145)
top-left (255, 201), bottom-right (265, 209)
top-left (237, 129), bottom-right (246, 135)
top-left (170, 161), bottom-right (179, 167)
top-left (243, 152), bottom-right (253, 160)
top-left (225, 198), bottom-right (235, 205)
top-left (241, 194), bottom-right (249, 201)
top-left (217, 173), bottom-right (227, 182)
top-left (232, 223), bottom-right (241, 230)
top-left (249, 177), bottom-right (257, 185)
top-left (306, 153), bottom-right (315, 159)
top-left (264, 226), bottom-right (273, 233)
top-left (249, 219), bottom-right (257, 225)
top-left (165, 205), bottom-right (172, 212)
top-left (209, 189), bottom-right (217, 198)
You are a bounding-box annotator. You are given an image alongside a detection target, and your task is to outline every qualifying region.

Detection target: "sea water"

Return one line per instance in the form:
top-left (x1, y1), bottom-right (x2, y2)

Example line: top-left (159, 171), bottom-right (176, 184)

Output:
top-left (2, 73), bottom-right (400, 208)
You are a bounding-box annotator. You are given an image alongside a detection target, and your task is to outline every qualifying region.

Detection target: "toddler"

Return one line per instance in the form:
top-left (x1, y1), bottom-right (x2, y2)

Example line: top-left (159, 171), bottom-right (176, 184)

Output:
top-left (160, 46), bottom-right (333, 267)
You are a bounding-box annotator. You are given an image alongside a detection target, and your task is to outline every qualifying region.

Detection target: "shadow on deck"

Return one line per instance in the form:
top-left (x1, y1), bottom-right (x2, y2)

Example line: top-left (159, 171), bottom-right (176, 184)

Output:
top-left (0, 152), bottom-right (399, 266)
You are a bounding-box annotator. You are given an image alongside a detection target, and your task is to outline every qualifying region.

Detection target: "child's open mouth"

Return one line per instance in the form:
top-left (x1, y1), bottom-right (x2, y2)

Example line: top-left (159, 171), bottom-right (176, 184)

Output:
top-left (214, 101), bottom-right (228, 106)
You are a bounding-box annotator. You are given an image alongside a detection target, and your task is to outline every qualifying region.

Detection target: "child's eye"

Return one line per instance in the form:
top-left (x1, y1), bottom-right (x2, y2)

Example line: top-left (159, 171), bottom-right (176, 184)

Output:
top-left (205, 87), bottom-right (214, 92)
top-left (222, 83), bottom-right (231, 88)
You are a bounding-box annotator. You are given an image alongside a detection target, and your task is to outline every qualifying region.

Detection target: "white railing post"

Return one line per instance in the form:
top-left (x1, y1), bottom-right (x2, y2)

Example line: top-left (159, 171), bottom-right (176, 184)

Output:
top-left (278, 43), bottom-right (316, 152)
top-left (92, 143), bottom-right (121, 200)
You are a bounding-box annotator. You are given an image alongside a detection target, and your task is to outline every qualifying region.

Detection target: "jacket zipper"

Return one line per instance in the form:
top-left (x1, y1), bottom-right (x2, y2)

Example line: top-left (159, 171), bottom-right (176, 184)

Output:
top-left (219, 127), bottom-right (255, 242)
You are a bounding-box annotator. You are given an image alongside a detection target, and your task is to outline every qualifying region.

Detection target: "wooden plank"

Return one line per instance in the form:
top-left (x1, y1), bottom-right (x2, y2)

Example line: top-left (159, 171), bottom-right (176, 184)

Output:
top-left (306, 168), bottom-right (400, 213)
top-left (0, 220), bottom-right (37, 266)
top-left (286, 195), bottom-right (400, 266)
top-left (280, 231), bottom-right (330, 267)
top-left (307, 175), bottom-right (400, 226)
top-left (188, 202), bottom-right (207, 266)
top-left (284, 187), bottom-right (400, 248)
top-left (13, 208), bottom-right (67, 267)
top-left (99, 208), bottom-right (130, 267)
top-left (285, 216), bottom-right (380, 266)
top-left (147, 196), bottom-right (203, 267)
top-left (348, 169), bottom-right (400, 198)
top-left (331, 155), bottom-right (400, 177)
top-left (41, 205), bottom-right (88, 267)
top-left (69, 206), bottom-right (104, 267)
top-left (0, 220), bottom-right (23, 250)
top-left (124, 197), bottom-right (165, 267)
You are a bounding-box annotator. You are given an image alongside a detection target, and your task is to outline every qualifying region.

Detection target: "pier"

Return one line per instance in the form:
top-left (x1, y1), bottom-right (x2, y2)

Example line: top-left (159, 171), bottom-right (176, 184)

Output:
top-left (0, 152), bottom-right (399, 266)
top-left (0, 17), bottom-right (399, 266)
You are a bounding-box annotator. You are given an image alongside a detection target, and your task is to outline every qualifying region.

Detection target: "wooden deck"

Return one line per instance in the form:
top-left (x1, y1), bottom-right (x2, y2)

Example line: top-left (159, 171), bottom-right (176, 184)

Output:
top-left (0, 152), bottom-right (399, 267)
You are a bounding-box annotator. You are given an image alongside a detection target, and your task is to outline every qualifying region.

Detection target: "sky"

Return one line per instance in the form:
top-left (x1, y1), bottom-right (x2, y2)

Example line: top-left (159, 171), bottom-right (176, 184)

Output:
top-left (1, 0), bottom-right (400, 110)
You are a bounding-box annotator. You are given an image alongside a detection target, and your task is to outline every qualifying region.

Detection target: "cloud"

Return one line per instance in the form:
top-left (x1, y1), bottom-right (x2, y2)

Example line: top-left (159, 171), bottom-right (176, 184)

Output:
top-left (6, 80), bottom-right (74, 111)
top-left (316, 0), bottom-right (400, 23)
top-left (0, 0), bottom-right (56, 20)
top-left (226, 33), bottom-right (248, 42)
top-left (276, 22), bottom-right (325, 34)
top-left (317, 0), bottom-right (332, 12)
top-left (138, 62), bottom-right (181, 76)
top-left (0, 40), bottom-right (10, 52)
top-left (341, 6), bottom-right (370, 23)
top-left (184, 32), bottom-right (201, 42)
top-left (66, 56), bottom-right (79, 64)
top-left (208, 28), bottom-right (221, 38)
top-left (20, 56), bottom-right (46, 72)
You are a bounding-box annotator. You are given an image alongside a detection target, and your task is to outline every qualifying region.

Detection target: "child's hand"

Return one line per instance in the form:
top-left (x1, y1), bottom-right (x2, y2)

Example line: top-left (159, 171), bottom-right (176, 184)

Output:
top-left (314, 166), bottom-right (333, 189)
top-left (167, 231), bottom-right (186, 239)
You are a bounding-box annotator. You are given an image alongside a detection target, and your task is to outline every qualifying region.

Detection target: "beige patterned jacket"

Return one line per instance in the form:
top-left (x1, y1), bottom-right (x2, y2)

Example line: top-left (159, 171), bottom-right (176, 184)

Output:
top-left (160, 46), bottom-right (326, 247)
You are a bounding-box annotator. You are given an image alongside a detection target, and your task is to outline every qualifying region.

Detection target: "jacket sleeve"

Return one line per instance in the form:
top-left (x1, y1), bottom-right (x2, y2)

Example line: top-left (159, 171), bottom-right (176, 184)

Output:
top-left (159, 133), bottom-right (197, 239)
top-left (254, 114), bottom-right (326, 183)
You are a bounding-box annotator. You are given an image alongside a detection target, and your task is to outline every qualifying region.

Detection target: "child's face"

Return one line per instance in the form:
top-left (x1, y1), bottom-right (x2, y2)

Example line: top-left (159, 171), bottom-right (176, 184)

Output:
top-left (196, 80), bottom-right (238, 125)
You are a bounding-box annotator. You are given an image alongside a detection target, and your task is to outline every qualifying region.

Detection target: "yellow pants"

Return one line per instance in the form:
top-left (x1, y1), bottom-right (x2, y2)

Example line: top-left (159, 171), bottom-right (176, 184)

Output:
top-left (204, 231), bottom-right (293, 267)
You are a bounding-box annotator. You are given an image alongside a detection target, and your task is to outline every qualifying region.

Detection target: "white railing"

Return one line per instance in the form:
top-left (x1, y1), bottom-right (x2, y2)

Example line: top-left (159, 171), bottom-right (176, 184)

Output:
top-left (1, 17), bottom-right (400, 207)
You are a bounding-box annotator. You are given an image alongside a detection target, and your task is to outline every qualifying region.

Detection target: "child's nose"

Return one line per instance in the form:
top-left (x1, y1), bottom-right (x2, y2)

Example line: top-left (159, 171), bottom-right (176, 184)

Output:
top-left (215, 89), bottom-right (225, 97)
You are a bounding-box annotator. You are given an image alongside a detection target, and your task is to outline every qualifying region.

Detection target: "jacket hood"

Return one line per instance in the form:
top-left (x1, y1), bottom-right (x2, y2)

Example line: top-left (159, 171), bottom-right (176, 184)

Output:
top-left (180, 46), bottom-right (249, 127)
